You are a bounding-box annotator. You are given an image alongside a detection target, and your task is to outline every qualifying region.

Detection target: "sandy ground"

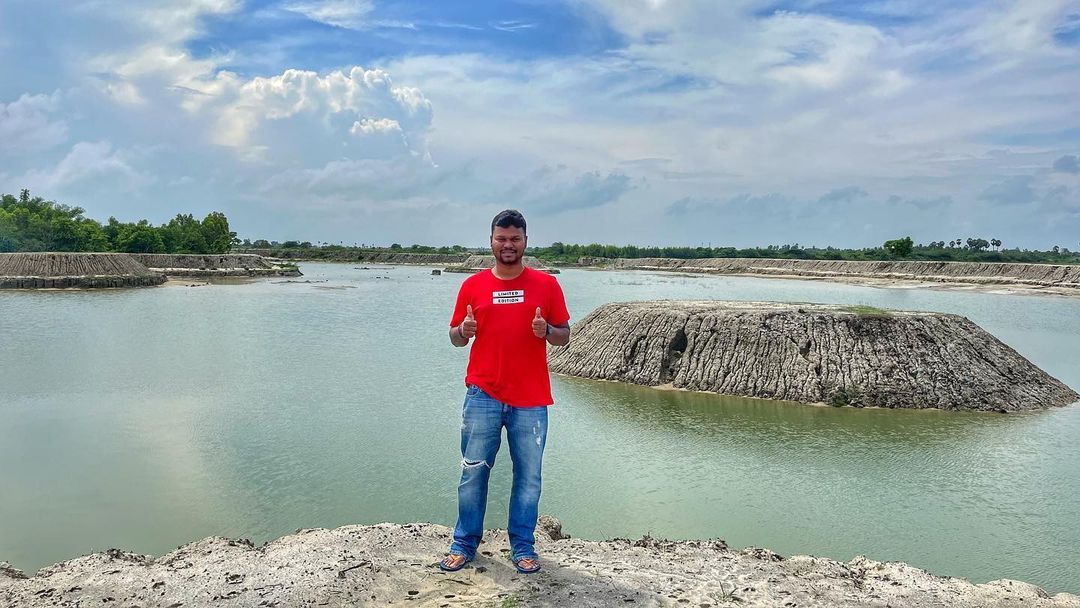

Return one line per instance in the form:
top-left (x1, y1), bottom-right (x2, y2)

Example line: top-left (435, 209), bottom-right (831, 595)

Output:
top-left (162, 277), bottom-right (259, 287)
top-left (2, 517), bottom-right (1077, 607)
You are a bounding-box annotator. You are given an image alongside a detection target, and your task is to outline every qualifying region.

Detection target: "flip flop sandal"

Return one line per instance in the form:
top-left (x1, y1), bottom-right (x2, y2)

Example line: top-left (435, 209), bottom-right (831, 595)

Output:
top-left (513, 557), bottom-right (541, 574)
top-left (438, 553), bottom-right (471, 572)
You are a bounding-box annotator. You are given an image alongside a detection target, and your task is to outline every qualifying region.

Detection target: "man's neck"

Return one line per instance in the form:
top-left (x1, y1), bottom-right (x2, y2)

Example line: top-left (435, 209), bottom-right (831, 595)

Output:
top-left (491, 261), bottom-right (525, 280)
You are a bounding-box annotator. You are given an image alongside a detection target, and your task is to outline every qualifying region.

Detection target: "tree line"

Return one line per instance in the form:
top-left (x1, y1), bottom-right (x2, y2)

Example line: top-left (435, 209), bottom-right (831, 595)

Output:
top-left (8, 189), bottom-right (1073, 264)
top-left (528, 239), bottom-right (1079, 264)
top-left (242, 239), bottom-right (1079, 265)
top-left (0, 190), bottom-right (236, 254)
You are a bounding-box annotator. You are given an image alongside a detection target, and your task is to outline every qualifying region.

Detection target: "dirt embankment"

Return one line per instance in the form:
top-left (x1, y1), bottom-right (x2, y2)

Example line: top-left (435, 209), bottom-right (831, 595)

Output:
top-left (130, 254), bottom-right (301, 277)
top-left (444, 255), bottom-right (559, 274)
top-left (548, 301), bottom-right (1079, 411)
top-left (2, 517), bottom-right (1077, 607)
top-left (0, 253), bottom-right (301, 287)
top-left (604, 257), bottom-right (1080, 293)
top-left (244, 249), bottom-right (469, 265)
top-left (0, 252), bottom-right (165, 288)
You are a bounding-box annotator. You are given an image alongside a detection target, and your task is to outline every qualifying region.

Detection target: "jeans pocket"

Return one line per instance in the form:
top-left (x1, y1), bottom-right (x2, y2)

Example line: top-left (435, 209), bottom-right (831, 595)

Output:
top-left (466, 384), bottom-right (480, 397)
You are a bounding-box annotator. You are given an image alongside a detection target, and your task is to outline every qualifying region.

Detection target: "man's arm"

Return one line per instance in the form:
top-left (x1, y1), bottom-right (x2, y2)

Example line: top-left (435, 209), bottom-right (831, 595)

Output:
top-left (449, 324), bottom-right (470, 347)
top-left (450, 304), bottom-right (476, 347)
top-left (545, 323), bottom-right (570, 347)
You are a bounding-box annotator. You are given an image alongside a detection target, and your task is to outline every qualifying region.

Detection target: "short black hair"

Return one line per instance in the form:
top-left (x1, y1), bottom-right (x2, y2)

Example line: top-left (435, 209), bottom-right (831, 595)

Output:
top-left (491, 209), bottom-right (526, 235)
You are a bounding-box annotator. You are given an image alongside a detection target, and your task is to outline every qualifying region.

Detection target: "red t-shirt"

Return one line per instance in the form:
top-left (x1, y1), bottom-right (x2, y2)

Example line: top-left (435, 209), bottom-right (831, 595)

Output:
top-left (450, 267), bottom-right (571, 407)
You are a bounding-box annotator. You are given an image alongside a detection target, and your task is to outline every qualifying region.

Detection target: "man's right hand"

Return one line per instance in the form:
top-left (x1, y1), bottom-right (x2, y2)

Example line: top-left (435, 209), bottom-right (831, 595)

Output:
top-left (460, 304), bottom-right (477, 339)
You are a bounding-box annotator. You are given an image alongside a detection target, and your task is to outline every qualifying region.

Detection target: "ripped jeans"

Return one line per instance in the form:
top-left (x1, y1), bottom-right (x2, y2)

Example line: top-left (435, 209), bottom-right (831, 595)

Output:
top-left (449, 384), bottom-right (548, 562)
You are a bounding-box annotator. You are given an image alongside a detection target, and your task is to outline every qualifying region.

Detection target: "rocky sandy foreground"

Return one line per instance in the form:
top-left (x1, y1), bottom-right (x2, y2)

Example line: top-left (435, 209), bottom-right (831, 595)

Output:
top-left (2, 517), bottom-right (1077, 607)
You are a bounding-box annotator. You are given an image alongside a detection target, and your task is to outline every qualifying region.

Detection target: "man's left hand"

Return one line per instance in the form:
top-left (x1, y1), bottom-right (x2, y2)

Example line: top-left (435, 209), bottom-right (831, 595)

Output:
top-left (532, 307), bottom-right (547, 338)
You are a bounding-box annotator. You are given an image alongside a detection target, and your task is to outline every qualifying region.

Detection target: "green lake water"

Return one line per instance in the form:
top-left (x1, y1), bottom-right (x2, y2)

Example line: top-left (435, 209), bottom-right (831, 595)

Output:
top-left (1, 263), bottom-right (1078, 593)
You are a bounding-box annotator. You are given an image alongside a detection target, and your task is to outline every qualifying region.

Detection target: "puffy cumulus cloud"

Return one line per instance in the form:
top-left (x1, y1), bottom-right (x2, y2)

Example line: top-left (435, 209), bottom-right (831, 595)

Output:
top-left (283, 0), bottom-right (374, 29)
top-left (351, 118), bottom-right (402, 135)
top-left (42, 2), bottom-right (434, 168)
top-left (0, 93), bottom-right (67, 155)
top-left (1, 1), bottom-right (442, 238)
top-left (1053, 154), bottom-right (1079, 174)
top-left (193, 67), bottom-right (432, 162)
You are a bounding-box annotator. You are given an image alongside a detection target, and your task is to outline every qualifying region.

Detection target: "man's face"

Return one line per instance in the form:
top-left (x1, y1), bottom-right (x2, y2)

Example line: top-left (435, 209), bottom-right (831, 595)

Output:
top-left (491, 225), bottom-right (527, 265)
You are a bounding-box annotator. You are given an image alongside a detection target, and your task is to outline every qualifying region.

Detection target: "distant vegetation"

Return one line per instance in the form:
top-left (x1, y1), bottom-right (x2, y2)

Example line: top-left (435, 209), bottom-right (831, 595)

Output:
top-left (527, 239), bottom-right (1080, 265)
top-left (0, 190), bottom-right (236, 254)
top-left (241, 239), bottom-right (1080, 265)
top-left (7, 190), bottom-right (1075, 265)
top-left (242, 241), bottom-right (472, 257)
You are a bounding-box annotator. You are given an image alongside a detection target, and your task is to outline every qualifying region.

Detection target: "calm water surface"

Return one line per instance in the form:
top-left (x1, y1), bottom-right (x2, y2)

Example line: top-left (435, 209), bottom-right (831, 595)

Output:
top-left (1, 263), bottom-right (1078, 593)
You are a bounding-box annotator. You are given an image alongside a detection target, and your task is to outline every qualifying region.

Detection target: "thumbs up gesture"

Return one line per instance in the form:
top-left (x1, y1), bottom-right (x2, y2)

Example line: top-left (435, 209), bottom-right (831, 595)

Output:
top-left (532, 307), bottom-right (548, 338)
top-left (461, 304), bottom-right (477, 339)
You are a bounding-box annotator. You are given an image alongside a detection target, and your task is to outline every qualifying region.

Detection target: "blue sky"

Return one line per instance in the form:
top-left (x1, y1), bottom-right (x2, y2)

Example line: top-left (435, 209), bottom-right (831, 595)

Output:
top-left (1, 0), bottom-right (1078, 247)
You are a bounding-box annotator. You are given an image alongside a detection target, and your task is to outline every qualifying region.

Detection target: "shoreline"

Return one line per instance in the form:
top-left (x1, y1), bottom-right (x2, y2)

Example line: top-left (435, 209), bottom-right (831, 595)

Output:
top-left (611, 266), bottom-right (1080, 298)
top-left (3, 518), bottom-right (1078, 607)
top-left (577, 377), bottom-right (1080, 412)
top-left (285, 259), bottom-right (1080, 298)
top-left (598, 257), bottom-right (1080, 298)
top-left (723, 270), bottom-right (1080, 298)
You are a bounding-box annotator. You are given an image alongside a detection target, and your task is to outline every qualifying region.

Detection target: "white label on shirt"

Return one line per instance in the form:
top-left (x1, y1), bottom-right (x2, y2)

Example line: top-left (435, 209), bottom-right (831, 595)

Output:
top-left (493, 289), bottom-right (525, 304)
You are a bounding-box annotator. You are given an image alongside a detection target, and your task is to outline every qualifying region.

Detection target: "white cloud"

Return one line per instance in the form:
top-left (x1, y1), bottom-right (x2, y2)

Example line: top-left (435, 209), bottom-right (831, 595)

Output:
top-left (18, 141), bottom-right (150, 193)
top-left (0, 93), bottom-right (67, 155)
top-left (283, 0), bottom-right (374, 29)
top-left (83, 0), bottom-right (240, 42)
top-left (763, 13), bottom-right (897, 91)
top-left (2, 0), bottom-right (1078, 247)
top-left (192, 66), bottom-right (432, 163)
top-left (961, 0), bottom-right (1078, 55)
top-left (257, 155), bottom-right (455, 208)
top-left (79, 0), bottom-right (240, 104)
top-left (351, 118), bottom-right (402, 135)
top-left (491, 21), bottom-right (537, 32)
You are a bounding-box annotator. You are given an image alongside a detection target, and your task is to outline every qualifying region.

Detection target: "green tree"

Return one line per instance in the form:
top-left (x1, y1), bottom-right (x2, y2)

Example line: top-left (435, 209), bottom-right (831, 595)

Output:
top-left (883, 236), bottom-right (914, 257)
top-left (116, 220), bottom-right (165, 253)
top-left (163, 213), bottom-right (208, 253)
top-left (200, 211), bottom-right (234, 254)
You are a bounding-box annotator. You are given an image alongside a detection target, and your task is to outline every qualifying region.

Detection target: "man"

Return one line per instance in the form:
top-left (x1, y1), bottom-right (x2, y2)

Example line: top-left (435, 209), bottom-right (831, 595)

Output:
top-left (440, 209), bottom-right (571, 575)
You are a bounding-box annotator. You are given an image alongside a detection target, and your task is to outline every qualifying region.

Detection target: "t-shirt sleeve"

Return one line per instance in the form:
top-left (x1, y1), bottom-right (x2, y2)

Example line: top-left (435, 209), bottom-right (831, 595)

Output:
top-left (450, 280), bottom-right (470, 327)
top-left (547, 277), bottom-right (570, 326)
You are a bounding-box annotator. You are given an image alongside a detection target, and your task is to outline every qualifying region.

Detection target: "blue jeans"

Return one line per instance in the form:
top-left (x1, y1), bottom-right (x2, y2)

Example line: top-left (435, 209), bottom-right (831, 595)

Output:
top-left (449, 385), bottom-right (548, 562)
